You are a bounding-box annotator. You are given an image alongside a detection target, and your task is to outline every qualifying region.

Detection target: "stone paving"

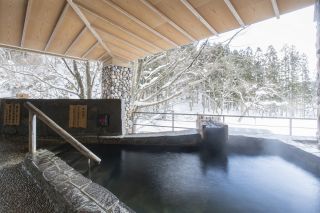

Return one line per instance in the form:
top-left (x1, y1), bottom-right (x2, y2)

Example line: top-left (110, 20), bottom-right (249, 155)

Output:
top-left (0, 138), bottom-right (54, 213)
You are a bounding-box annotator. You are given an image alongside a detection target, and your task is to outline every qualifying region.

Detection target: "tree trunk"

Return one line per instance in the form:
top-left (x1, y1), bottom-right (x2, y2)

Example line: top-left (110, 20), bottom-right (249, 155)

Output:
top-left (85, 61), bottom-right (92, 99)
top-left (73, 60), bottom-right (85, 99)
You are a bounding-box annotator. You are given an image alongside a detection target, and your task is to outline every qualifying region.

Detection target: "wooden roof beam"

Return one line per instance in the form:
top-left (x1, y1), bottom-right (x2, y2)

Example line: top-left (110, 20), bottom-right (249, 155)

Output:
top-left (21, 0), bottom-right (33, 47)
top-left (76, 3), bottom-right (163, 52)
top-left (180, 0), bottom-right (218, 35)
top-left (81, 41), bottom-right (99, 58)
top-left (271, 0), bottom-right (280, 19)
top-left (67, 0), bottom-right (113, 57)
top-left (102, 0), bottom-right (179, 47)
top-left (139, 0), bottom-right (196, 42)
top-left (223, 0), bottom-right (245, 27)
top-left (0, 42), bottom-right (87, 61)
top-left (64, 27), bottom-right (87, 55)
top-left (94, 25), bottom-right (149, 54)
top-left (44, 3), bottom-right (70, 51)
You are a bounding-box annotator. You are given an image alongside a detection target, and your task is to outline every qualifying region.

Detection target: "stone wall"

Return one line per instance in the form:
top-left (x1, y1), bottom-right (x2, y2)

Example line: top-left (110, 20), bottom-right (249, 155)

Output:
top-left (23, 149), bottom-right (133, 213)
top-left (102, 65), bottom-right (133, 134)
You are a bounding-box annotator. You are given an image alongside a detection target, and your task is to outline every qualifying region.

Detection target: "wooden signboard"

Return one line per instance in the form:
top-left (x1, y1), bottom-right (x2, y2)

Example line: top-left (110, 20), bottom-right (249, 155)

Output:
top-left (69, 105), bottom-right (87, 128)
top-left (3, 103), bottom-right (20, 125)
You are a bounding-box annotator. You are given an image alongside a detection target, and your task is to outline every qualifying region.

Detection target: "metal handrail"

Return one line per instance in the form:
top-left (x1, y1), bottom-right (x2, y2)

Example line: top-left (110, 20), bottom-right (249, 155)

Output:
top-left (133, 111), bottom-right (317, 136)
top-left (24, 101), bottom-right (101, 164)
top-left (134, 111), bottom-right (317, 120)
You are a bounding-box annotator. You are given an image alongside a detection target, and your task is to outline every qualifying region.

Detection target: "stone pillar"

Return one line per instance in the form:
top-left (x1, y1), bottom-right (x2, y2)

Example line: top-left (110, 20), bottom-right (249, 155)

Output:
top-left (315, 0), bottom-right (320, 146)
top-left (102, 64), bottom-right (133, 134)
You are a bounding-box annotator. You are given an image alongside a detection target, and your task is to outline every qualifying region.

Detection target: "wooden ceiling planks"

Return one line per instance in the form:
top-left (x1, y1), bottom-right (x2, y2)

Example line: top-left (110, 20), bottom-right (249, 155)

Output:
top-left (148, 0), bottom-right (213, 40)
top-left (23, 0), bottom-right (66, 50)
top-left (80, 4), bottom-right (161, 53)
top-left (0, 0), bottom-right (315, 65)
top-left (277, 0), bottom-right (315, 15)
top-left (75, 0), bottom-right (172, 50)
top-left (230, 0), bottom-right (274, 25)
top-left (95, 25), bottom-right (149, 56)
top-left (110, 0), bottom-right (190, 45)
top-left (66, 28), bottom-right (97, 57)
top-left (82, 42), bottom-right (106, 59)
top-left (45, 5), bottom-right (85, 54)
top-left (0, 0), bottom-right (26, 46)
top-left (188, 0), bottom-right (239, 34)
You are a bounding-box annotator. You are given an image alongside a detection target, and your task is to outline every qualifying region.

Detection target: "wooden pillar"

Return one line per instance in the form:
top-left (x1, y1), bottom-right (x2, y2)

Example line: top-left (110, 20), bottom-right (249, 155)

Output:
top-left (316, 0), bottom-right (320, 146)
top-left (28, 111), bottom-right (36, 154)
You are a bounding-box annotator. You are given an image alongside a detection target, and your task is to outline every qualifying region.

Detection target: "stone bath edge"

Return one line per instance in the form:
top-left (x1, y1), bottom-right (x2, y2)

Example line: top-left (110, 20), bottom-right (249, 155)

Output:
top-left (22, 149), bottom-right (134, 213)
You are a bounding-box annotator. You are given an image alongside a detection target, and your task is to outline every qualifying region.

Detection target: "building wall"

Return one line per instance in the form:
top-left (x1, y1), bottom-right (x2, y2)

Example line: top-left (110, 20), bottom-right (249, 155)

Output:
top-left (102, 65), bottom-right (133, 134)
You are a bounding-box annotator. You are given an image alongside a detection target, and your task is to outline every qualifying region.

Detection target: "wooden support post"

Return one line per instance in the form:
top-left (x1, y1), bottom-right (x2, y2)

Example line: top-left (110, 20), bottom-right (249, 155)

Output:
top-left (315, 0), bottom-right (320, 146)
top-left (28, 111), bottom-right (36, 154)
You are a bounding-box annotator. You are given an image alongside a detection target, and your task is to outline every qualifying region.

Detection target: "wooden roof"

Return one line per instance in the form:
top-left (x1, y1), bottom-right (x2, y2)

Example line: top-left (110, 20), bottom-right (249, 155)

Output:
top-left (0, 0), bottom-right (314, 66)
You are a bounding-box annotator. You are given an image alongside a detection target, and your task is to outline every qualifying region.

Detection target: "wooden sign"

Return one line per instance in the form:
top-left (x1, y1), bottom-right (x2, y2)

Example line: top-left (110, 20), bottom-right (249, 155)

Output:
top-left (69, 105), bottom-right (87, 128)
top-left (4, 103), bottom-right (20, 125)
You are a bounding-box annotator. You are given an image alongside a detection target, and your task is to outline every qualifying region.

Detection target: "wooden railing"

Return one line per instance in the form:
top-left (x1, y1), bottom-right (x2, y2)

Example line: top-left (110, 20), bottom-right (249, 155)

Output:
top-left (24, 101), bottom-right (101, 164)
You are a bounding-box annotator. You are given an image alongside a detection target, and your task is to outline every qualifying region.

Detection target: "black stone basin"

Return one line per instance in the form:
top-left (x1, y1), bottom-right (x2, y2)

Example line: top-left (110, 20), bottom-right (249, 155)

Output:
top-left (201, 121), bottom-right (228, 152)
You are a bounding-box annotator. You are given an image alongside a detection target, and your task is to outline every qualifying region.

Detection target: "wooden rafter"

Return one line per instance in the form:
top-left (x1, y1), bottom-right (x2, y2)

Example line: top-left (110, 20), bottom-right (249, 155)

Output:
top-left (21, 0), bottom-right (33, 47)
top-left (64, 27), bottom-right (87, 55)
top-left (111, 55), bottom-right (130, 63)
top-left (180, 0), bottom-right (218, 35)
top-left (76, 3), bottom-right (163, 52)
top-left (103, 38), bottom-right (142, 59)
top-left (81, 41), bottom-right (98, 58)
top-left (97, 52), bottom-right (108, 60)
top-left (139, 0), bottom-right (195, 42)
top-left (271, 0), bottom-right (280, 19)
top-left (67, 0), bottom-right (113, 57)
top-left (223, 0), bottom-right (245, 27)
top-left (102, 0), bottom-right (179, 47)
top-left (94, 25), bottom-right (149, 54)
top-left (102, 55), bottom-right (112, 63)
top-left (109, 51), bottom-right (134, 62)
top-left (44, 3), bottom-right (70, 51)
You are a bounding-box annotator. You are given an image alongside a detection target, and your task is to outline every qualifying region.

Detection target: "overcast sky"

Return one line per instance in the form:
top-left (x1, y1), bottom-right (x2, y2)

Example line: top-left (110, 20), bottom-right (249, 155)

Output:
top-left (209, 5), bottom-right (316, 79)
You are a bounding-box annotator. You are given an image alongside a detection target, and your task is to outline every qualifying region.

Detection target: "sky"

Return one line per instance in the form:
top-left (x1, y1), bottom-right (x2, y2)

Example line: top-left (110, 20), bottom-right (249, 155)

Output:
top-left (209, 5), bottom-right (316, 79)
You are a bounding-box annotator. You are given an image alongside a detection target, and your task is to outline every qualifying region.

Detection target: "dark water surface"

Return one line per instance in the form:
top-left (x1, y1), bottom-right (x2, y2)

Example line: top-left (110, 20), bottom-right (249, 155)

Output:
top-left (57, 143), bottom-right (320, 213)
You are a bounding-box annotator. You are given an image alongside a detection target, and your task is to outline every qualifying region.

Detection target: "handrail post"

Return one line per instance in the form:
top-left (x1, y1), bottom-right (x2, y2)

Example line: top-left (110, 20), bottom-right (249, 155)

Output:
top-left (289, 118), bottom-right (293, 136)
top-left (172, 110), bottom-right (174, 132)
top-left (131, 112), bottom-right (135, 134)
top-left (28, 111), bottom-right (36, 154)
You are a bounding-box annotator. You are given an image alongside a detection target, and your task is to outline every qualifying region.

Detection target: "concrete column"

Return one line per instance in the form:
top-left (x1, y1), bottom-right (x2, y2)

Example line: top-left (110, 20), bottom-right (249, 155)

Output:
top-left (102, 64), bottom-right (133, 134)
top-left (315, 0), bottom-right (320, 146)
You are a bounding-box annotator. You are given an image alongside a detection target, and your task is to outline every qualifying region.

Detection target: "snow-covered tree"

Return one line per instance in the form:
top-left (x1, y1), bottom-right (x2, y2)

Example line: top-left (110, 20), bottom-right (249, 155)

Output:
top-left (0, 48), bottom-right (102, 99)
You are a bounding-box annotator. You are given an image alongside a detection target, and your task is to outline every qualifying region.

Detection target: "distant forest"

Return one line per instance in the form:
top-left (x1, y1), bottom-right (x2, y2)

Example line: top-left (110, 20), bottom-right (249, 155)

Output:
top-left (133, 42), bottom-right (315, 118)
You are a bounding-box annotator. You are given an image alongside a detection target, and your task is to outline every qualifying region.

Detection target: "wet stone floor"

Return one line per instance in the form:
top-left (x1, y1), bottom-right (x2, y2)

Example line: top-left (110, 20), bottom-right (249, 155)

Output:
top-left (0, 138), bottom-right (55, 213)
